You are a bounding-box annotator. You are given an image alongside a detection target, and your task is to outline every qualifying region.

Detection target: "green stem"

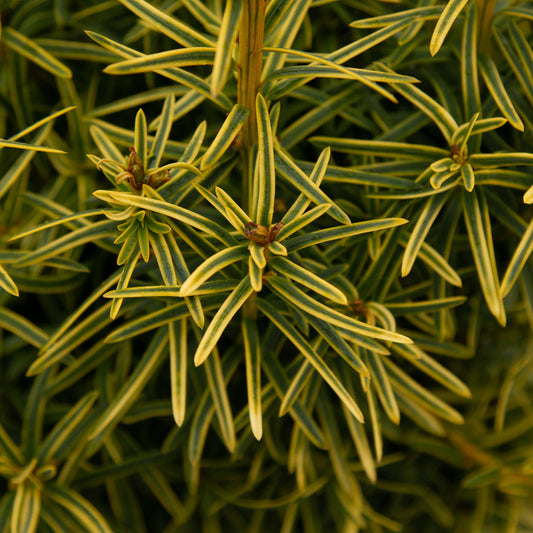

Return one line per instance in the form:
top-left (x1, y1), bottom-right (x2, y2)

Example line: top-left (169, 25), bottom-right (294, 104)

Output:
top-left (238, 0), bottom-right (265, 150)
top-left (238, 0), bottom-right (266, 215)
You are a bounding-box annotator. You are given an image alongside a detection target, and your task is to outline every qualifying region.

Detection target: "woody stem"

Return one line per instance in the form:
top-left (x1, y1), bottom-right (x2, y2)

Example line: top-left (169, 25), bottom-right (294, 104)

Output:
top-left (238, 0), bottom-right (265, 216)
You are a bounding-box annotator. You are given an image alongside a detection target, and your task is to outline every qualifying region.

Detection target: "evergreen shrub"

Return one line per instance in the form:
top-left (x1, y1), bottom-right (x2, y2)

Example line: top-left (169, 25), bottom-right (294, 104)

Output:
top-left (1, 0), bottom-right (533, 531)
